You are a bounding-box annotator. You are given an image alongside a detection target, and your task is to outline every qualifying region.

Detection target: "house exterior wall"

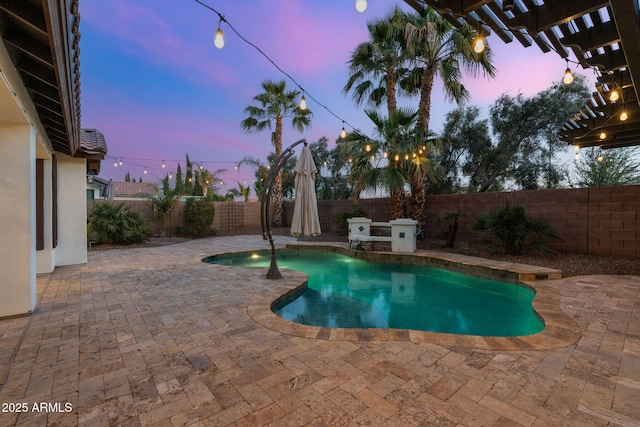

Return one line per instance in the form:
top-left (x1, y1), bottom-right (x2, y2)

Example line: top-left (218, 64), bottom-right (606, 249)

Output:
top-left (0, 124), bottom-right (37, 316)
top-left (54, 154), bottom-right (88, 266)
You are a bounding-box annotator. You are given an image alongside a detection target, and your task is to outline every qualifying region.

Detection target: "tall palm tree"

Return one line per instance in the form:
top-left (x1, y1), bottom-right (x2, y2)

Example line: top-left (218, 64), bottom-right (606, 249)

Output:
top-left (343, 7), bottom-right (409, 116)
top-left (241, 80), bottom-right (312, 226)
top-left (401, 7), bottom-right (496, 234)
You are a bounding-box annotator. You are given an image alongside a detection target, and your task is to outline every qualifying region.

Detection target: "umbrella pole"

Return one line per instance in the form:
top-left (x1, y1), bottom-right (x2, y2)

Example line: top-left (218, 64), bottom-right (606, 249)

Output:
top-left (260, 138), bottom-right (307, 279)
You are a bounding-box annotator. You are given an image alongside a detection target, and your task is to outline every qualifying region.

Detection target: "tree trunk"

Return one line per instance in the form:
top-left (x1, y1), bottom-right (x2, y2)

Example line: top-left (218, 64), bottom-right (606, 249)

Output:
top-left (273, 117), bottom-right (284, 226)
top-left (386, 69), bottom-right (397, 115)
top-left (390, 188), bottom-right (405, 219)
top-left (410, 67), bottom-right (434, 237)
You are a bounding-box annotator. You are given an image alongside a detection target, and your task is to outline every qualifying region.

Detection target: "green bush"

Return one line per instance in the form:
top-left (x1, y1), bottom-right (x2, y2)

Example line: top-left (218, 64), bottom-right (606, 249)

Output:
top-left (179, 198), bottom-right (216, 238)
top-left (88, 202), bottom-right (151, 245)
top-left (471, 203), bottom-right (562, 255)
top-left (333, 206), bottom-right (369, 236)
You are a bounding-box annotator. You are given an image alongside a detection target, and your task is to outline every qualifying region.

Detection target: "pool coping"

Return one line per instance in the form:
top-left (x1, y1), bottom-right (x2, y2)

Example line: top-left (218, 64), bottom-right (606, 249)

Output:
top-left (220, 243), bottom-right (582, 351)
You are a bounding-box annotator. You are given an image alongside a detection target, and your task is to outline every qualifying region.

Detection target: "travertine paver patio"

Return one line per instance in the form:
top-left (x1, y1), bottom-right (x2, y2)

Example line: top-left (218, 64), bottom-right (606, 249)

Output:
top-left (0, 235), bottom-right (639, 426)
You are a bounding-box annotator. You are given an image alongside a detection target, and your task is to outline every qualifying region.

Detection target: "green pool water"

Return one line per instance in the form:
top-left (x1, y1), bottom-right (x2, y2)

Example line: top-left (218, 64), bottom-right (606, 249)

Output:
top-left (206, 250), bottom-right (544, 337)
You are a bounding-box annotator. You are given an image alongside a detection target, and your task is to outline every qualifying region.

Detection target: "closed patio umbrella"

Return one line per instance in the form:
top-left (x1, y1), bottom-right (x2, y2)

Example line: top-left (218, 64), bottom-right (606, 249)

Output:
top-left (290, 145), bottom-right (321, 237)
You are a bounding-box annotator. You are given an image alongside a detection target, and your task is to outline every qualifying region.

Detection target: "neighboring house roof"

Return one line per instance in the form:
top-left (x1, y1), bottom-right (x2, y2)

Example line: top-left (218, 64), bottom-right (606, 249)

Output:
top-left (112, 182), bottom-right (158, 198)
top-left (0, 0), bottom-right (81, 156)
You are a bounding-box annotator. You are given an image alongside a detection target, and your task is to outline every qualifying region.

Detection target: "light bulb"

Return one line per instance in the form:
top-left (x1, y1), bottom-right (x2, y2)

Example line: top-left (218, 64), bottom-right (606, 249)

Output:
top-left (620, 111), bottom-right (628, 121)
top-left (365, 144), bottom-right (371, 152)
top-left (404, 154), bottom-right (409, 160)
top-left (599, 131), bottom-right (607, 140)
top-left (214, 27), bottom-right (224, 49)
top-left (575, 152), bottom-right (579, 159)
top-left (114, 161), bottom-right (117, 167)
top-left (574, 145), bottom-right (579, 151)
top-left (119, 159), bottom-right (123, 166)
top-left (597, 154), bottom-right (604, 162)
top-left (144, 167), bottom-right (147, 174)
top-left (300, 95), bottom-right (307, 110)
top-left (473, 37), bottom-right (485, 53)
top-left (609, 90), bottom-right (619, 102)
top-left (340, 127), bottom-right (346, 139)
top-left (168, 173), bottom-right (173, 179)
top-left (162, 161), bottom-right (165, 168)
top-left (563, 68), bottom-right (574, 84)
top-left (394, 154), bottom-right (399, 161)
top-left (355, 0), bottom-right (367, 12)
top-left (348, 158), bottom-right (352, 163)
top-left (383, 152), bottom-right (388, 158)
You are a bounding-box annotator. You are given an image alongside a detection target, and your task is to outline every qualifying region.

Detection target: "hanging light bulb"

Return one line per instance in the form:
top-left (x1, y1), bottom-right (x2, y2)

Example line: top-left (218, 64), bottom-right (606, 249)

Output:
top-left (214, 18), bottom-right (225, 49)
top-left (348, 158), bottom-right (352, 163)
top-left (113, 160), bottom-right (118, 167)
top-left (609, 89), bottom-right (619, 103)
top-left (383, 152), bottom-right (388, 158)
top-left (119, 158), bottom-right (123, 166)
top-left (597, 154), bottom-right (604, 162)
top-left (199, 164), bottom-right (204, 170)
top-left (620, 110), bottom-right (628, 121)
top-left (168, 173), bottom-right (173, 179)
top-left (144, 167), bottom-right (148, 174)
top-left (300, 93), bottom-right (307, 110)
top-left (473, 36), bottom-right (485, 53)
top-left (394, 154), bottom-right (399, 161)
top-left (574, 144), bottom-right (580, 151)
top-left (162, 160), bottom-right (166, 168)
top-left (355, 0), bottom-right (367, 13)
top-left (365, 144), bottom-right (371, 152)
top-left (404, 154), bottom-right (409, 160)
top-left (563, 60), bottom-right (574, 85)
top-left (340, 122), bottom-right (347, 139)
top-left (575, 152), bottom-right (580, 159)
top-left (599, 130), bottom-right (607, 140)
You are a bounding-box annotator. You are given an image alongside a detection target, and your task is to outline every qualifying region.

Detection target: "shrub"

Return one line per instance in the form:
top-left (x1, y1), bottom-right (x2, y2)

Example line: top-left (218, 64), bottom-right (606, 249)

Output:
top-left (437, 211), bottom-right (466, 248)
top-left (180, 198), bottom-right (216, 238)
top-left (333, 206), bottom-right (369, 236)
top-left (88, 202), bottom-right (151, 245)
top-left (471, 203), bottom-right (562, 255)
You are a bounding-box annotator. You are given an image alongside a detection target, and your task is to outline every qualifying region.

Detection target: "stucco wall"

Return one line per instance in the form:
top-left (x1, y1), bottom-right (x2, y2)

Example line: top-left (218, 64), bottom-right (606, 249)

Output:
top-left (55, 154), bottom-right (88, 266)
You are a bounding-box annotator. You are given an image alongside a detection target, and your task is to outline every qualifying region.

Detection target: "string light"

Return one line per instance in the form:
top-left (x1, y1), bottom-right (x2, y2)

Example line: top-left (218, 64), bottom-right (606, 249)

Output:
top-left (473, 36), bottom-right (485, 53)
top-left (599, 130), bottom-right (607, 140)
top-left (144, 167), bottom-right (148, 174)
top-left (340, 121), bottom-right (347, 139)
top-left (162, 160), bottom-right (166, 168)
top-left (214, 18), bottom-right (225, 49)
top-left (192, 0), bottom-right (359, 139)
top-left (597, 154), bottom-right (604, 162)
top-left (609, 89), bottom-right (619, 103)
top-left (563, 59), bottom-right (574, 84)
top-left (620, 110), bottom-right (628, 121)
top-left (299, 92), bottom-right (307, 110)
top-left (355, 0), bottom-right (367, 13)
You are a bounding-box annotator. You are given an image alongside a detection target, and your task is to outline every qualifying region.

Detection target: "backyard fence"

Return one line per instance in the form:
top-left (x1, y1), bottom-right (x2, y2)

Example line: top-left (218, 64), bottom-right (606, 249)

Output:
top-left (88, 184), bottom-right (639, 258)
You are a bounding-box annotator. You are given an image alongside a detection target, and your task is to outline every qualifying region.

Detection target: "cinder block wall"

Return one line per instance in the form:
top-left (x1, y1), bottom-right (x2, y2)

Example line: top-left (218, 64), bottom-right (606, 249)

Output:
top-left (88, 185), bottom-right (639, 258)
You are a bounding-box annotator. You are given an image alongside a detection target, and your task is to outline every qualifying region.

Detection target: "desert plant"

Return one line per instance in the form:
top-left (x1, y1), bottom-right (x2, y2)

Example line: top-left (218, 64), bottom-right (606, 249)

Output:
top-left (180, 198), bottom-right (216, 238)
top-left (88, 202), bottom-right (151, 245)
top-left (471, 203), bottom-right (562, 255)
top-left (333, 206), bottom-right (369, 236)
top-left (437, 210), bottom-right (466, 248)
top-left (148, 191), bottom-right (177, 236)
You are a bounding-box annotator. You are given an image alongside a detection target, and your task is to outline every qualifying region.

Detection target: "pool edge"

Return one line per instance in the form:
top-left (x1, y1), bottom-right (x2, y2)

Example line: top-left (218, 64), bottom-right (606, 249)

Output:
top-left (240, 243), bottom-right (581, 351)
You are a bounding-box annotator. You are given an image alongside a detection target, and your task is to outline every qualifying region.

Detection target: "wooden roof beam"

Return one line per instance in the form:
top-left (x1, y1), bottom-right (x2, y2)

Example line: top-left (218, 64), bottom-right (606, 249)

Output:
top-left (559, 21), bottom-right (620, 51)
top-left (507, 0), bottom-right (609, 33)
top-left (609, 0), bottom-right (640, 108)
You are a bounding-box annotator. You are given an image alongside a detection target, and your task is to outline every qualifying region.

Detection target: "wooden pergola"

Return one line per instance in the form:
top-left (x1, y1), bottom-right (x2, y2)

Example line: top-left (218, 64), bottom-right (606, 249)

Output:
top-left (404, 0), bottom-right (640, 149)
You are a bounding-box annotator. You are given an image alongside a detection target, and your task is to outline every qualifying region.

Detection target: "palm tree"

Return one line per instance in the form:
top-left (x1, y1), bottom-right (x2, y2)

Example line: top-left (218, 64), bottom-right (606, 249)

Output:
top-left (401, 7), bottom-right (496, 235)
top-left (196, 168), bottom-right (226, 198)
top-left (346, 108), bottom-right (439, 220)
top-left (343, 7), bottom-right (409, 116)
top-left (241, 80), bottom-right (312, 226)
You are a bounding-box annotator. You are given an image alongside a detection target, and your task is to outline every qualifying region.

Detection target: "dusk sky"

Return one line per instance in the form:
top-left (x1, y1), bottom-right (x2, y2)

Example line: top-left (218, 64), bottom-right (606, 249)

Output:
top-left (80, 0), bottom-right (591, 192)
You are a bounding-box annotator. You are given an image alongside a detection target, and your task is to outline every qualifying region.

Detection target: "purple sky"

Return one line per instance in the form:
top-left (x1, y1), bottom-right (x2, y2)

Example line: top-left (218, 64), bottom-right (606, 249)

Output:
top-left (80, 0), bottom-right (590, 191)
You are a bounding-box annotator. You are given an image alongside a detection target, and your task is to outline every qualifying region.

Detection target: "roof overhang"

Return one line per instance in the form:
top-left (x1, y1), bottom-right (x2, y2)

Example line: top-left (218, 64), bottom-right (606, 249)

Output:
top-left (0, 0), bottom-right (81, 156)
top-left (405, 0), bottom-right (640, 149)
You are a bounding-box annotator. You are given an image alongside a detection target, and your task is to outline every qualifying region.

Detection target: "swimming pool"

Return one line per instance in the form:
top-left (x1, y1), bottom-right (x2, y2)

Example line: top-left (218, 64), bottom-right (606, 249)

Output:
top-left (206, 250), bottom-right (544, 337)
